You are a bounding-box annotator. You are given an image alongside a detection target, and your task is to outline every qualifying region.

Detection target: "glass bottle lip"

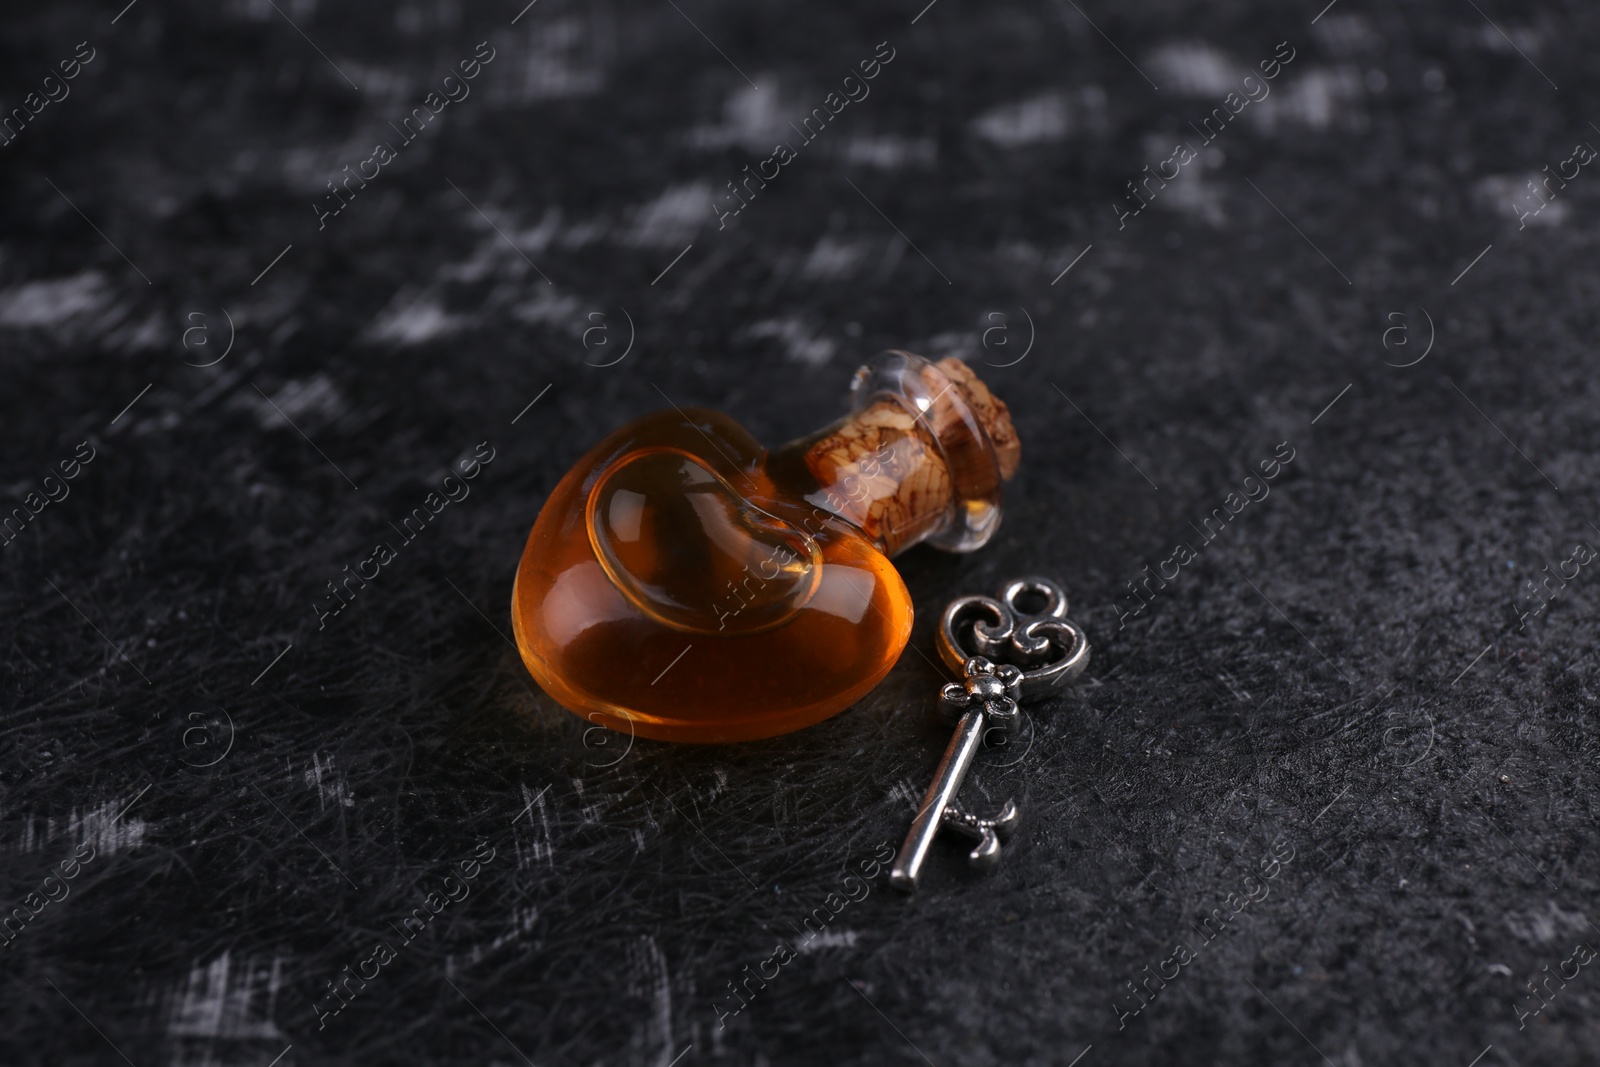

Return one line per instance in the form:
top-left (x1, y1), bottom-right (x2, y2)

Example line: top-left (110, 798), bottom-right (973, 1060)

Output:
top-left (849, 350), bottom-right (1011, 554)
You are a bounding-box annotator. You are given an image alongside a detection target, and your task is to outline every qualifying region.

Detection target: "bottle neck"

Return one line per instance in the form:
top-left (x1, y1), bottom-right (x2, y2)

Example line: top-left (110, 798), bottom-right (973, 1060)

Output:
top-left (771, 354), bottom-right (1019, 557)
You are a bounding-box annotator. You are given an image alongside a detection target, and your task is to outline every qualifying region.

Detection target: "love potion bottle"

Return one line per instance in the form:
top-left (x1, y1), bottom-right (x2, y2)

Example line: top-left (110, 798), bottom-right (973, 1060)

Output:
top-left (511, 351), bottom-right (1020, 742)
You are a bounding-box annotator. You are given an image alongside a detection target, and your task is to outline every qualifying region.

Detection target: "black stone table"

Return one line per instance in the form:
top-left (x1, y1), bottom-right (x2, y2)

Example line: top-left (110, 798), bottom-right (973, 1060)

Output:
top-left (3, 1), bottom-right (1598, 1063)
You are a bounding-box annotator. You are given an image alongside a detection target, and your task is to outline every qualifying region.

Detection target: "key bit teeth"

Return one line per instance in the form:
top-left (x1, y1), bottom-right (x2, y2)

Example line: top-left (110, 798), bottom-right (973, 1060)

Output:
top-left (968, 829), bottom-right (1003, 868)
top-left (991, 799), bottom-right (1020, 839)
top-left (940, 797), bottom-right (1022, 857)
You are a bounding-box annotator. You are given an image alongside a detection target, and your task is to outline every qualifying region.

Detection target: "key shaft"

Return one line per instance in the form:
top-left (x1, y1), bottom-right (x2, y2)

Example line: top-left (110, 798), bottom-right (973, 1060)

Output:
top-left (889, 708), bottom-right (986, 891)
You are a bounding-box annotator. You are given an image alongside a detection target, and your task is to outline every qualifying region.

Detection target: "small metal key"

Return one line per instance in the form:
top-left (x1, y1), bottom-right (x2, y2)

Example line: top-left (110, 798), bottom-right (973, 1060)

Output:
top-left (889, 577), bottom-right (1090, 892)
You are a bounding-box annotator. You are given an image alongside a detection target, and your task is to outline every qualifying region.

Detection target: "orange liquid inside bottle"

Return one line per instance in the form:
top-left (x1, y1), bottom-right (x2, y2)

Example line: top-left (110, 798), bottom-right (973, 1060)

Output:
top-left (511, 352), bottom-right (1020, 742)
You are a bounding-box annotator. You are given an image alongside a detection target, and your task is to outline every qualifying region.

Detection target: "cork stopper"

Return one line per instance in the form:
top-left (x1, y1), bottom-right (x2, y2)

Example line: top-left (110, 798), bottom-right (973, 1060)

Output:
top-left (932, 356), bottom-right (1021, 481)
top-left (778, 351), bottom-right (1021, 556)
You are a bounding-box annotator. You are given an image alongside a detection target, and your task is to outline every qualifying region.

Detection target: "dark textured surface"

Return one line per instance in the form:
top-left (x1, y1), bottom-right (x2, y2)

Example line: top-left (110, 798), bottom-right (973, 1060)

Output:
top-left (4, 1), bottom-right (1600, 1064)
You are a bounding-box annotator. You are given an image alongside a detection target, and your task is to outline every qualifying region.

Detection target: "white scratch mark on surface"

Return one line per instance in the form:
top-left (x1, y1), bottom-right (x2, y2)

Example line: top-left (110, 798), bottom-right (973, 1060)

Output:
top-left (840, 133), bottom-right (936, 168)
top-left (362, 288), bottom-right (466, 345)
top-left (625, 936), bottom-right (675, 1067)
top-left (14, 794), bottom-right (149, 855)
top-left (973, 92), bottom-right (1074, 146)
top-left (165, 951), bottom-right (287, 1040)
top-left (1505, 901), bottom-right (1591, 945)
top-left (239, 373), bottom-right (346, 428)
top-left (1153, 154), bottom-right (1227, 226)
top-left (490, 15), bottom-right (610, 104)
top-left (303, 752), bottom-right (355, 810)
top-left (686, 81), bottom-right (783, 150)
top-left (912, 330), bottom-right (982, 363)
top-left (625, 183), bottom-right (713, 248)
top-left (1474, 174), bottom-right (1568, 228)
top-left (1144, 42), bottom-right (1247, 97)
top-left (1476, 20), bottom-right (1542, 58)
top-left (107, 308), bottom-right (168, 351)
top-left (886, 778), bottom-right (919, 811)
top-left (799, 236), bottom-right (876, 281)
top-left (743, 318), bottom-right (836, 366)
top-left (452, 205), bottom-right (564, 272)
top-left (796, 929), bottom-right (858, 953)
top-left (515, 781), bottom-right (555, 869)
top-left (1250, 67), bottom-right (1367, 132)
top-left (447, 904), bottom-right (540, 974)
top-left (510, 285), bottom-right (582, 327)
top-left (0, 272), bottom-right (114, 328)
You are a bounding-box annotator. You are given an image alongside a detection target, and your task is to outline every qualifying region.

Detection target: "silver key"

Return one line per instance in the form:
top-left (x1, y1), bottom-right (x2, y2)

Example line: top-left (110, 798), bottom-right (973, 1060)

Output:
top-left (889, 577), bottom-right (1090, 893)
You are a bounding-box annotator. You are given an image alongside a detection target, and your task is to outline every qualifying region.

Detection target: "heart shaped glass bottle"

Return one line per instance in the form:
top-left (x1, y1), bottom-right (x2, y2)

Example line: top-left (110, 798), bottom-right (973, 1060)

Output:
top-left (511, 351), bottom-right (1020, 742)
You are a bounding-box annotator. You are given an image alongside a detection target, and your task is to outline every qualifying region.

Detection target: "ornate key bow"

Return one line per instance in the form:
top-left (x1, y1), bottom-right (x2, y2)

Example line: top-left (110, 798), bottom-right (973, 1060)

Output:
top-left (889, 577), bottom-right (1090, 892)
